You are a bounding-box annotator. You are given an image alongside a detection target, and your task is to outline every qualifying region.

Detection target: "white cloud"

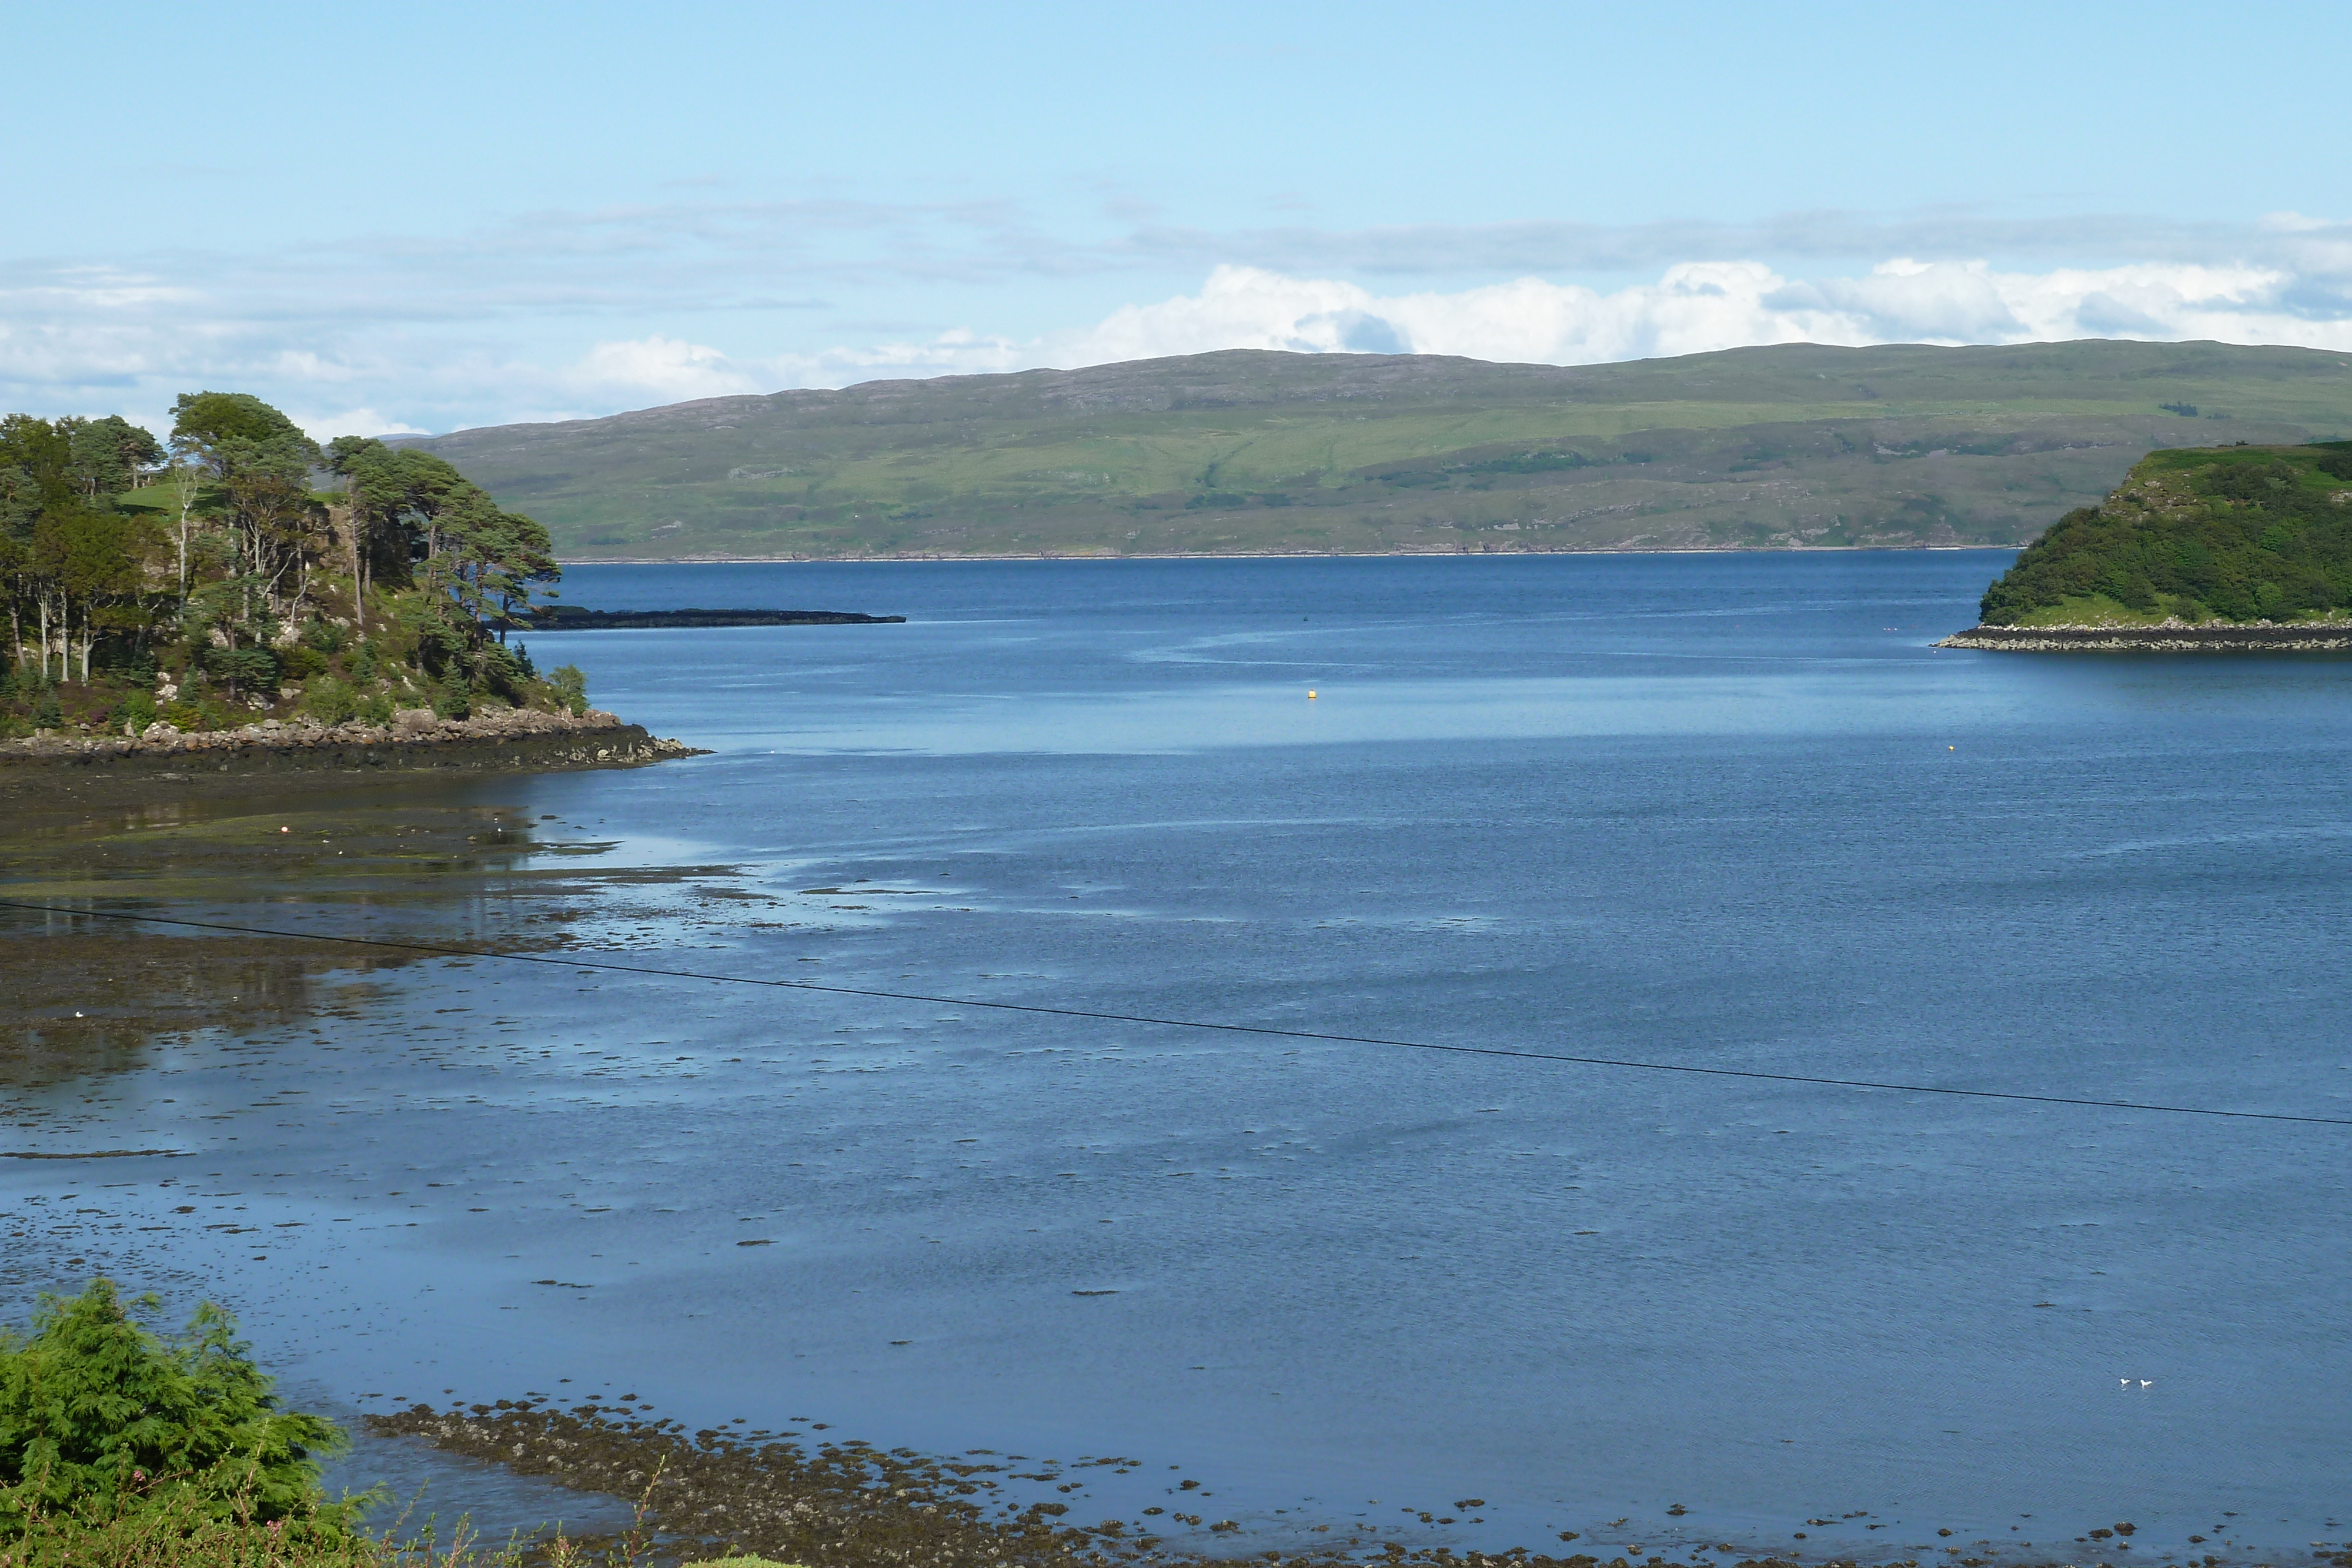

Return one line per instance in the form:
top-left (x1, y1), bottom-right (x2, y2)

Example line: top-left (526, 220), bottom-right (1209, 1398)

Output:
top-left (291, 409), bottom-right (430, 442)
top-left (568, 336), bottom-right (759, 403)
top-left (1061, 269), bottom-right (1405, 360)
top-left (988, 258), bottom-right (2352, 375)
top-left (711, 256), bottom-right (2352, 406)
top-left (12, 208), bottom-right (2352, 436)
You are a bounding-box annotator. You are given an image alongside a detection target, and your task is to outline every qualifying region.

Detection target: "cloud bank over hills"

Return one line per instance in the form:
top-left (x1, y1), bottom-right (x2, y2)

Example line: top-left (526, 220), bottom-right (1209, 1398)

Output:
top-left (7, 203), bottom-right (2351, 440)
top-left (964, 255), bottom-right (2342, 376)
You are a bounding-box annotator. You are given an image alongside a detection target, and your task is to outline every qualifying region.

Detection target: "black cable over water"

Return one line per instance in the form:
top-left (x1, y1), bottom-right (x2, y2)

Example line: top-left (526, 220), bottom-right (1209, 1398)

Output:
top-left (8, 897), bottom-right (2350, 1128)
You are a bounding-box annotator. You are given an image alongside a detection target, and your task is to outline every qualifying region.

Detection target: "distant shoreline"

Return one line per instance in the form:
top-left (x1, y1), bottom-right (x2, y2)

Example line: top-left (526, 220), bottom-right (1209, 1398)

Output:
top-left (557, 544), bottom-right (2023, 566)
top-left (527, 608), bottom-right (905, 628)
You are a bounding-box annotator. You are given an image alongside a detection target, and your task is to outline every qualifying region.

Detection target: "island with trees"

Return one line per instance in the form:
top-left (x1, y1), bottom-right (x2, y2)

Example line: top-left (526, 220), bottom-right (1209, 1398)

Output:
top-left (0, 392), bottom-right (684, 768)
top-left (1939, 440), bottom-right (2352, 650)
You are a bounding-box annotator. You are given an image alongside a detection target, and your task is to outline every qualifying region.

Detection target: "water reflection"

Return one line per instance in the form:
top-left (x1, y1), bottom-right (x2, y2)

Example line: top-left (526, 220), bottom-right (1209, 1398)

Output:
top-left (6, 553), bottom-right (2351, 1562)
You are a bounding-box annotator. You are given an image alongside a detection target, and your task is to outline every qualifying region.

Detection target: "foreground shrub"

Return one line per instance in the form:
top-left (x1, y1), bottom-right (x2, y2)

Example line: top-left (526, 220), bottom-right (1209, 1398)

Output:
top-left (0, 1279), bottom-right (355, 1537)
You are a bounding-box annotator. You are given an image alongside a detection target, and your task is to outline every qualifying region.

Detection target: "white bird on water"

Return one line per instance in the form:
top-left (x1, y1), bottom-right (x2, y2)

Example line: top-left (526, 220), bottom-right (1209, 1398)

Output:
top-left (2140, 1380), bottom-right (2153, 1389)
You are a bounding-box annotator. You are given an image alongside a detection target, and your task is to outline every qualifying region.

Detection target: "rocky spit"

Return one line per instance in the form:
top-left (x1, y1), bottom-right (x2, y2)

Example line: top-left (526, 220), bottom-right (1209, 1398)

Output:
top-left (1936, 621), bottom-right (2352, 652)
top-left (370, 1399), bottom-right (1819, 1568)
top-left (0, 705), bottom-right (699, 777)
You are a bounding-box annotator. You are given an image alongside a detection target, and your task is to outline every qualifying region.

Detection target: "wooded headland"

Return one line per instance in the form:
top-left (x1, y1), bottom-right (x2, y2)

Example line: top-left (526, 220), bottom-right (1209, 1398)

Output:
top-left (0, 393), bottom-right (605, 748)
top-left (1941, 437), bottom-right (2352, 646)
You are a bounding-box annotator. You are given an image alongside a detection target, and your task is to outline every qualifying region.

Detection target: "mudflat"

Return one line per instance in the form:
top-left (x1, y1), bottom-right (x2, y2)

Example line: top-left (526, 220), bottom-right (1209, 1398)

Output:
top-left (0, 742), bottom-right (704, 1093)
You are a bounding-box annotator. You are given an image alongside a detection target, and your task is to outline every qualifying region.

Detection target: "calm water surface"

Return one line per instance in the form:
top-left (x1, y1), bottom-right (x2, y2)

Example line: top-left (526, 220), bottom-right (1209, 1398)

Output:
top-left (10, 553), bottom-right (2351, 1559)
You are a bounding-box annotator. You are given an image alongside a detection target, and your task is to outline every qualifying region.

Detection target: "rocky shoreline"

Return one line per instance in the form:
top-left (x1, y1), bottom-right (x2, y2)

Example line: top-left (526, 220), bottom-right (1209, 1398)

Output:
top-left (1936, 621), bottom-right (2352, 652)
top-left (0, 704), bottom-right (701, 783)
top-left (368, 1398), bottom-right (1778, 1568)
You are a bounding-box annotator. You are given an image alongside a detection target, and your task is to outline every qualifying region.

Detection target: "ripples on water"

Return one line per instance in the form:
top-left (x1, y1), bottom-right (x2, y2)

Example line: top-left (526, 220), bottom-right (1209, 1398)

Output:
top-left (8, 553), bottom-right (2350, 1559)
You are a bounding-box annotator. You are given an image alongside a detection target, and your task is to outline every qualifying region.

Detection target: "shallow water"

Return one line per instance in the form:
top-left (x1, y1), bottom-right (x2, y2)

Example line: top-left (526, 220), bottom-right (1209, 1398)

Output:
top-left (8, 552), bottom-right (2351, 1560)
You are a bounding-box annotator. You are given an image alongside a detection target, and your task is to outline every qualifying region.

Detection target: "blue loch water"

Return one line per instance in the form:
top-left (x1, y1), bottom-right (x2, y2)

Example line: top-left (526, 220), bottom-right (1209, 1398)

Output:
top-left (8, 551), bottom-right (2350, 1560)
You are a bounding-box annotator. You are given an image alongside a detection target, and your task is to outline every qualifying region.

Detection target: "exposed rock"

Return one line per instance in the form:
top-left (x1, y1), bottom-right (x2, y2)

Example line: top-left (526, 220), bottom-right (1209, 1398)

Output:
top-left (1, 706), bottom-right (704, 778)
top-left (528, 607), bottom-right (905, 629)
top-left (1937, 621), bottom-right (2352, 651)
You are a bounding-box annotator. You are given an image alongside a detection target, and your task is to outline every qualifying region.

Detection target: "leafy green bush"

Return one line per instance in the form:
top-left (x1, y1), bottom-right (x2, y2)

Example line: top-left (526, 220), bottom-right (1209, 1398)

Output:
top-left (302, 677), bottom-right (359, 726)
top-left (550, 665), bottom-right (588, 715)
top-left (0, 1279), bottom-right (356, 1536)
top-left (279, 643), bottom-right (328, 681)
top-left (299, 620), bottom-right (349, 656)
top-left (119, 691), bottom-right (159, 733)
top-left (476, 643), bottom-right (532, 702)
top-left (359, 691), bottom-right (395, 727)
top-left (202, 646), bottom-right (279, 697)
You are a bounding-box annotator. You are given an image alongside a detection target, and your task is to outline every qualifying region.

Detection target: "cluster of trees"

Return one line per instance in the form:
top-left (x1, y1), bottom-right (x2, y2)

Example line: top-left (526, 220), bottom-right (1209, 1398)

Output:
top-left (1979, 442), bottom-right (2352, 625)
top-left (0, 392), bottom-right (577, 735)
top-left (0, 414), bottom-right (165, 686)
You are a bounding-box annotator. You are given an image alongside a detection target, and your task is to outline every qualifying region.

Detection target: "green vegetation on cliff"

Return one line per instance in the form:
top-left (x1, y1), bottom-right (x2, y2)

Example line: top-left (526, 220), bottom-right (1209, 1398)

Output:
top-left (0, 395), bottom-right (587, 740)
top-left (412, 339), bottom-right (2352, 560)
top-left (1975, 442), bottom-right (2352, 626)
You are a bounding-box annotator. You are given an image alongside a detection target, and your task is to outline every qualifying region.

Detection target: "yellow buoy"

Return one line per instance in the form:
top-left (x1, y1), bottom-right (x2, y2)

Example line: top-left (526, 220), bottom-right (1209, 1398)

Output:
top-left (1308, 690), bottom-right (1317, 699)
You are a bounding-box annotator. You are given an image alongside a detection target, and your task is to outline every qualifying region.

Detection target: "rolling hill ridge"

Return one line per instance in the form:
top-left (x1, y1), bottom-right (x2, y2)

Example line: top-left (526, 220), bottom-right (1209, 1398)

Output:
top-left (412, 339), bottom-right (2352, 561)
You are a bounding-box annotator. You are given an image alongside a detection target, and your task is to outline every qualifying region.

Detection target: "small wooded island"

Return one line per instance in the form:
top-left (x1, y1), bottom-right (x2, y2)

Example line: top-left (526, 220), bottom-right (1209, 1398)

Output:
top-left (1940, 439), bottom-right (2352, 650)
top-left (0, 390), bottom-right (908, 763)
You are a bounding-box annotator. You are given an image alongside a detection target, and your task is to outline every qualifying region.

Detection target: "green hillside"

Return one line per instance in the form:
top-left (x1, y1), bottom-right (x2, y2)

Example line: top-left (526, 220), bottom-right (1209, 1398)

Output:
top-left (413, 340), bottom-right (2352, 561)
top-left (1975, 441), bottom-right (2352, 626)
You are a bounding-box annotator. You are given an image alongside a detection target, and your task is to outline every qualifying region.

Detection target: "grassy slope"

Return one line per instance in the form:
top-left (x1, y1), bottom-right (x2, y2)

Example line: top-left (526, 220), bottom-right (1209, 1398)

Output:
top-left (1973, 442), bottom-right (2352, 624)
top-left (412, 339), bottom-right (2352, 561)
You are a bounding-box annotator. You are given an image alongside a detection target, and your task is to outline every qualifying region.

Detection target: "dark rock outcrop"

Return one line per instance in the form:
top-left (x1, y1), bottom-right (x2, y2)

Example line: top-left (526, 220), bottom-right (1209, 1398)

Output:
top-left (527, 607), bottom-right (904, 629)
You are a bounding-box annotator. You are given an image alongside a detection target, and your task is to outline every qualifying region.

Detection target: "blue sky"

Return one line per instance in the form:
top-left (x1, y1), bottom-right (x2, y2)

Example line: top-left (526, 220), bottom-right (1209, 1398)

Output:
top-left (9, 0), bottom-right (2351, 437)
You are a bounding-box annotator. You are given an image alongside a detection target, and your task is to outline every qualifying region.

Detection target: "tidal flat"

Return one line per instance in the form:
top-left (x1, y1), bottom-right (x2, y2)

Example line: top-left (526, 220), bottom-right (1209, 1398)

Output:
top-left (0, 760), bottom-right (733, 1095)
top-left (6, 552), bottom-right (2352, 1566)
